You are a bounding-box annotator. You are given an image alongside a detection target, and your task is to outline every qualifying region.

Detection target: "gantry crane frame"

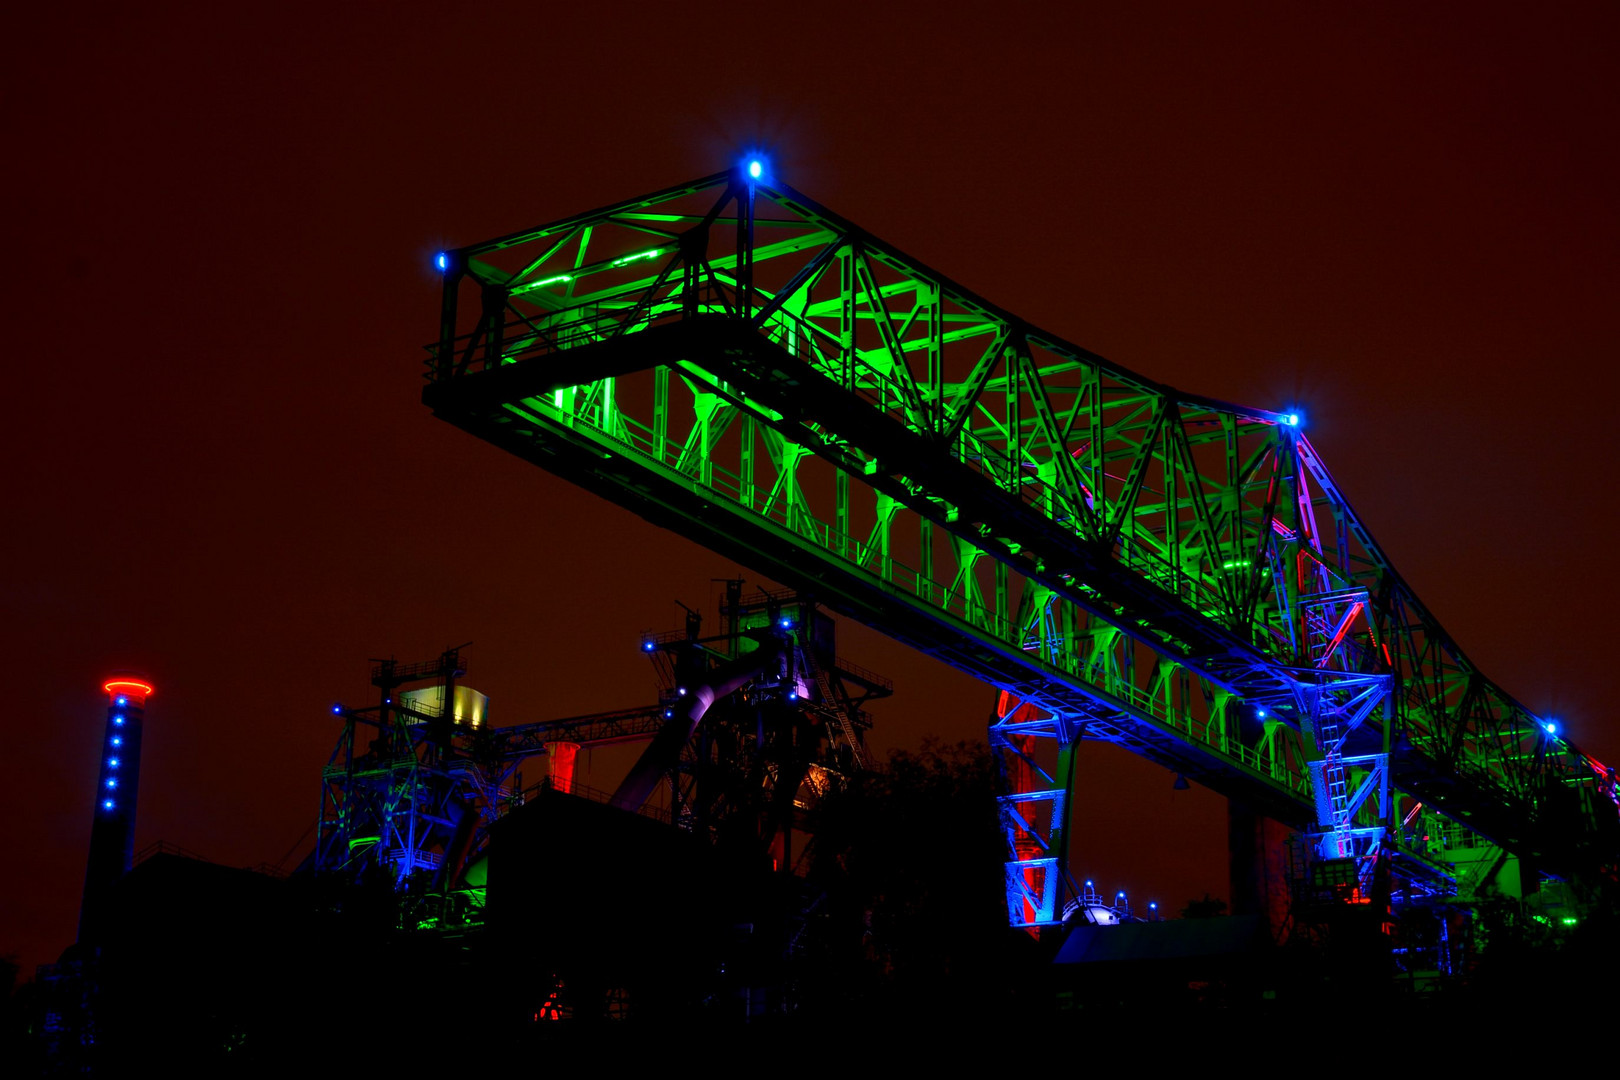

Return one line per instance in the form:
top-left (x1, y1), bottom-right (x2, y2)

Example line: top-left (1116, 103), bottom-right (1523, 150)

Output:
top-left (420, 166), bottom-right (1618, 923)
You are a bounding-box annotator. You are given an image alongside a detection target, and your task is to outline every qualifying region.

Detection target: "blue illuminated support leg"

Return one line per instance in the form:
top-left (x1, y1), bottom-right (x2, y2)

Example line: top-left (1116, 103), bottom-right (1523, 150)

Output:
top-left (1298, 672), bottom-right (1394, 889)
top-left (1275, 427), bottom-right (1397, 906)
top-left (1291, 581), bottom-right (1396, 901)
top-left (990, 693), bottom-right (1082, 930)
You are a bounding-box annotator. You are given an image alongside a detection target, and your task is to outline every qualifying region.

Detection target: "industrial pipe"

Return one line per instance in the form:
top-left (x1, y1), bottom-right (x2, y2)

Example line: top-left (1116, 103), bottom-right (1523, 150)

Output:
top-left (610, 641), bottom-right (784, 813)
top-left (434, 798), bottom-right (481, 891)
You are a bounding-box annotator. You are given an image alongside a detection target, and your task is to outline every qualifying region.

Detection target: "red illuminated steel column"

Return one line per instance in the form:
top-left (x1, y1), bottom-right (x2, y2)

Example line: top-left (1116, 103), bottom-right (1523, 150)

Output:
top-left (545, 741), bottom-right (580, 793)
top-left (79, 677), bottom-right (153, 946)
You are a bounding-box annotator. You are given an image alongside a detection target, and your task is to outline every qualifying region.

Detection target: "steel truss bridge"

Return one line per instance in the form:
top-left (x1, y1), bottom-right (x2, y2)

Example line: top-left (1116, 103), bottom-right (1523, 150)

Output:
top-left (420, 165), bottom-right (1619, 929)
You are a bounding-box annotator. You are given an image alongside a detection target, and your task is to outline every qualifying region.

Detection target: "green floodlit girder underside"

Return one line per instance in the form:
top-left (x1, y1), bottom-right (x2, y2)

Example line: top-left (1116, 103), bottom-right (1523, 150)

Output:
top-left (423, 170), bottom-right (1619, 882)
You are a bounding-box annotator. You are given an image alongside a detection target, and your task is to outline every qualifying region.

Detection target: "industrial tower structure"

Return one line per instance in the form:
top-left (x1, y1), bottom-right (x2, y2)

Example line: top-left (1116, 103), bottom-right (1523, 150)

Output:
top-left (79, 677), bottom-right (153, 946)
top-left (312, 586), bottom-right (886, 933)
top-left (416, 164), bottom-right (1618, 940)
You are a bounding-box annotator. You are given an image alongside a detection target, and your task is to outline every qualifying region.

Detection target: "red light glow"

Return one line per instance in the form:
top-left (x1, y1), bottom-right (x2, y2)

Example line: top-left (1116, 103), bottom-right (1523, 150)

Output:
top-left (103, 678), bottom-right (155, 700)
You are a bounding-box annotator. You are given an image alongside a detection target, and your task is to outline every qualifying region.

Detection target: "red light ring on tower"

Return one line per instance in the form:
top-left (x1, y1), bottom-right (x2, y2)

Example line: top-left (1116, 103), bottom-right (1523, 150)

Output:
top-left (103, 679), bottom-right (155, 700)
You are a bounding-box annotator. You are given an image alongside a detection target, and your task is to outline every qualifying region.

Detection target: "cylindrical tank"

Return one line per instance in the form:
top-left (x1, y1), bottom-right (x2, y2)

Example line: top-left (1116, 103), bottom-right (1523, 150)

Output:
top-left (400, 684), bottom-right (489, 728)
top-left (80, 676), bottom-right (153, 946)
top-left (544, 742), bottom-right (580, 793)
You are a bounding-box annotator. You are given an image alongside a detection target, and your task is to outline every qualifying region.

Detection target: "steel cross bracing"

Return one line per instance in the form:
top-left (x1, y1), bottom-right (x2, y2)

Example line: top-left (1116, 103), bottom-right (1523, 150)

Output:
top-left (317, 697), bottom-right (672, 884)
top-left (420, 168), bottom-right (1620, 922)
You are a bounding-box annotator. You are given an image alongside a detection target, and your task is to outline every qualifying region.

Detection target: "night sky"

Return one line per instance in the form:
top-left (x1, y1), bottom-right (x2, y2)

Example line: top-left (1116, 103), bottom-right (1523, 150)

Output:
top-left (5, 3), bottom-right (1617, 973)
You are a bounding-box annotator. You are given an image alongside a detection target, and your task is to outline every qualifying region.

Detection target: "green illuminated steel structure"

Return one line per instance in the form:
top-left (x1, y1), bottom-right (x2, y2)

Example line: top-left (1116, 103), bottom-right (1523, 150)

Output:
top-left (420, 166), bottom-right (1618, 927)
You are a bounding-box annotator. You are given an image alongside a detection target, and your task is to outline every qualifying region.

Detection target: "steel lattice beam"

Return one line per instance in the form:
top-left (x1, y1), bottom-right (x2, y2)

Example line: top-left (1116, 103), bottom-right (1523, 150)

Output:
top-left (420, 168), bottom-right (1618, 898)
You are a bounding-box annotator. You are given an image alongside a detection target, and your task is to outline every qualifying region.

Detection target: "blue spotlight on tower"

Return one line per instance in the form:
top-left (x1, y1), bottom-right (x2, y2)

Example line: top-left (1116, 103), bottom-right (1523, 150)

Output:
top-left (435, 252), bottom-right (448, 272)
top-left (748, 160), bottom-right (763, 179)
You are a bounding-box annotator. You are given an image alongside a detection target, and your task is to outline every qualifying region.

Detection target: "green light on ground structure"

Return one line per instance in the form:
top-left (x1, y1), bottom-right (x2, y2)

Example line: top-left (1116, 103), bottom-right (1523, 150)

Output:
top-left (1562, 917), bottom-right (1579, 926)
top-left (1222, 559), bottom-right (1252, 570)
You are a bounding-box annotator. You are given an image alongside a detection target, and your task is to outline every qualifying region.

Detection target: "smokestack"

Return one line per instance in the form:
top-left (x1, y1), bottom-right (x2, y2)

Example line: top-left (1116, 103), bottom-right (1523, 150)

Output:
top-left (545, 741), bottom-right (579, 793)
top-left (79, 676), bottom-right (152, 946)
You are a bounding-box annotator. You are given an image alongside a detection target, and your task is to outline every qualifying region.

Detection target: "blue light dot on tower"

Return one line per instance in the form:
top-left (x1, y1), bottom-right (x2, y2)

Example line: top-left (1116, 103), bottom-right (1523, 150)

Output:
top-left (435, 252), bottom-right (448, 272)
top-left (748, 160), bottom-right (763, 179)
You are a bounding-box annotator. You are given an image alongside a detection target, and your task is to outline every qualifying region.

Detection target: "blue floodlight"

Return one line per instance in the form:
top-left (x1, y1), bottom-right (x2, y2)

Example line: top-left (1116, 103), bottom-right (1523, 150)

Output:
top-left (331, 703), bottom-right (343, 715)
top-left (677, 686), bottom-right (687, 696)
top-left (106, 778), bottom-right (118, 789)
top-left (663, 708), bottom-right (674, 719)
top-left (643, 641), bottom-right (656, 652)
top-left (110, 736), bottom-right (122, 747)
top-left (1256, 708), bottom-right (1267, 718)
top-left (435, 252), bottom-right (449, 272)
top-left (103, 799), bottom-right (115, 810)
top-left (1285, 413), bottom-right (1299, 426)
top-left (108, 757), bottom-right (119, 768)
top-left (779, 617), bottom-right (793, 628)
top-left (113, 715), bottom-right (125, 726)
top-left (1149, 901), bottom-right (1158, 910)
top-left (1544, 720), bottom-right (1559, 736)
top-left (787, 690), bottom-right (798, 701)
top-left (748, 160), bottom-right (763, 179)
top-left (1084, 879), bottom-right (1093, 887)
top-left (116, 695), bottom-right (127, 706)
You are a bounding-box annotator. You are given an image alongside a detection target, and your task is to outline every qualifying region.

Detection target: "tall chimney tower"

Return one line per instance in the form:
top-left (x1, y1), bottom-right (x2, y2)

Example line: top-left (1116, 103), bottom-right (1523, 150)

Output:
top-left (79, 676), bottom-right (152, 946)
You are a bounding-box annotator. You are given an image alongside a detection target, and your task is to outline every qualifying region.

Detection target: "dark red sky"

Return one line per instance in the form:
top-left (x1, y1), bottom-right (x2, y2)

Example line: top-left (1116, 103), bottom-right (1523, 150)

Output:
top-left (5, 3), bottom-right (1617, 971)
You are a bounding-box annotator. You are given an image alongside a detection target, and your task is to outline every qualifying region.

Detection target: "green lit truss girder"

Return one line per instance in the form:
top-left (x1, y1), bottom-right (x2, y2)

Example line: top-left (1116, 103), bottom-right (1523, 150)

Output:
top-left (421, 170), bottom-right (1619, 901)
